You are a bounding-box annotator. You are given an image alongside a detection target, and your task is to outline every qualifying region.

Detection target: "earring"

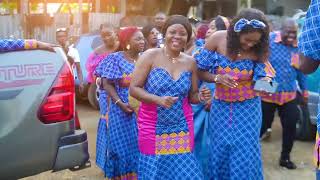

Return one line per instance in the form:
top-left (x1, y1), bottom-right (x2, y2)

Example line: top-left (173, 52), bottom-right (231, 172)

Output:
top-left (126, 44), bottom-right (130, 50)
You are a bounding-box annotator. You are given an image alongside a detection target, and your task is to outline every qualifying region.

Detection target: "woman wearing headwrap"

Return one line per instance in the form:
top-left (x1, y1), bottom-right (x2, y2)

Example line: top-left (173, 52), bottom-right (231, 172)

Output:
top-left (142, 24), bottom-right (160, 50)
top-left (130, 15), bottom-right (211, 179)
top-left (88, 23), bottom-right (119, 174)
top-left (95, 26), bottom-right (145, 179)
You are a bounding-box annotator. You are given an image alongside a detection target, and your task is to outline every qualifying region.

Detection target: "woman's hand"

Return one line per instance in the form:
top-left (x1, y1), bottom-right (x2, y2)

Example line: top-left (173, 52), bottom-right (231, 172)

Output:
top-left (199, 86), bottom-right (212, 102)
top-left (215, 74), bottom-right (238, 88)
top-left (118, 102), bottom-right (134, 114)
top-left (156, 96), bottom-right (179, 109)
top-left (204, 98), bottom-right (212, 111)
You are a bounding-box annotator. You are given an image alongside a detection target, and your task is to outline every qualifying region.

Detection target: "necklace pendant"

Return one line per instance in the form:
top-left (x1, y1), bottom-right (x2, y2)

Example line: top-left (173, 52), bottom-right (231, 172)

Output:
top-left (172, 58), bottom-right (176, 63)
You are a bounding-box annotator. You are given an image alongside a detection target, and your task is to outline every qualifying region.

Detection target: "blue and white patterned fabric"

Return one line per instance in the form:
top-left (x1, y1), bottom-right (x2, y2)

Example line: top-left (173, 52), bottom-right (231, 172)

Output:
top-left (268, 32), bottom-right (307, 93)
top-left (261, 32), bottom-right (308, 105)
top-left (0, 39), bottom-right (25, 52)
top-left (93, 54), bottom-right (110, 173)
top-left (234, 18), bottom-right (266, 32)
top-left (191, 46), bottom-right (215, 178)
top-left (139, 152), bottom-right (203, 180)
top-left (138, 68), bottom-right (204, 180)
top-left (95, 90), bottom-right (108, 172)
top-left (298, 0), bottom-right (320, 169)
top-left (208, 98), bottom-right (263, 179)
top-left (192, 82), bottom-right (214, 179)
top-left (299, 0), bottom-right (320, 133)
top-left (97, 51), bottom-right (138, 179)
top-left (299, 0), bottom-right (320, 60)
top-left (194, 49), bottom-right (271, 180)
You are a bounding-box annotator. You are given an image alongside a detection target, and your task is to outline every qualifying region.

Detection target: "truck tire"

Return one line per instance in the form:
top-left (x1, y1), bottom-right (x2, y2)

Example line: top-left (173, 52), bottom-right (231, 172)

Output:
top-left (295, 94), bottom-right (316, 141)
top-left (88, 83), bottom-right (99, 110)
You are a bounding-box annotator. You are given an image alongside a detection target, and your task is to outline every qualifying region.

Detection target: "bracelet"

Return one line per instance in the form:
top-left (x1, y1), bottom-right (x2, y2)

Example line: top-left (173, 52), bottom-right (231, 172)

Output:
top-left (24, 40), bottom-right (37, 50)
top-left (114, 99), bottom-right (121, 105)
top-left (213, 74), bottom-right (220, 83)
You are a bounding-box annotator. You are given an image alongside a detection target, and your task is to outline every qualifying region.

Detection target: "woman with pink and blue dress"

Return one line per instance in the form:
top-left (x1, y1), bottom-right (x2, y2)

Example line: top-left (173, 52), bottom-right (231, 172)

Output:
top-left (130, 15), bottom-right (211, 179)
top-left (96, 26), bottom-right (145, 179)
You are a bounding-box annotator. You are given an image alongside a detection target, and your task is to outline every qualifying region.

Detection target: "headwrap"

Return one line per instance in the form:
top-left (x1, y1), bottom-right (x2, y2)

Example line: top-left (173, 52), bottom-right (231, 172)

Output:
top-left (234, 18), bottom-right (266, 32)
top-left (118, 26), bottom-right (139, 49)
top-left (196, 24), bottom-right (209, 39)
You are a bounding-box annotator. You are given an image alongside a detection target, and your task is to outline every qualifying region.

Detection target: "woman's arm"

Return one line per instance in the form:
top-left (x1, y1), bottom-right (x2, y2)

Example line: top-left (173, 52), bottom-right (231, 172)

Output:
top-left (189, 59), bottom-right (212, 104)
top-left (189, 60), bottom-right (200, 104)
top-left (198, 70), bottom-right (216, 83)
top-left (195, 31), bottom-right (237, 88)
top-left (103, 78), bottom-right (133, 113)
top-left (129, 50), bottom-right (159, 103)
top-left (299, 54), bottom-right (320, 74)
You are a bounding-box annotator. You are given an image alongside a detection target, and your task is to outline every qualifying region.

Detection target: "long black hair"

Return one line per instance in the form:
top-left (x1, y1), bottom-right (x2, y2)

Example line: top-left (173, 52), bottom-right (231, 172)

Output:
top-left (215, 16), bottom-right (229, 31)
top-left (227, 8), bottom-right (270, 62)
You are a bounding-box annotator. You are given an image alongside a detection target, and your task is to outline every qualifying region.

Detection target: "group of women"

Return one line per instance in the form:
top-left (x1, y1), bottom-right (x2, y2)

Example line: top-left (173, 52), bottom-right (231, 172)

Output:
top-left (87, 8), bottom-right (275, 180)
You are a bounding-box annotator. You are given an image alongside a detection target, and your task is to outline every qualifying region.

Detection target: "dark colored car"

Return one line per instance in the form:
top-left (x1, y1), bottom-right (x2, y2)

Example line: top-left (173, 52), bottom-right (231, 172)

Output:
top-left (295, 69), bottom-right (319, 141)
top-left (0, 47), bottom-right (90, 179)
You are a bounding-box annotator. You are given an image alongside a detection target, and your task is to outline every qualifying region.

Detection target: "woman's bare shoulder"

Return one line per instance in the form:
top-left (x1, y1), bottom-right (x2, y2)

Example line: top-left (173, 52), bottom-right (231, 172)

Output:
top-left (205, 30), bottom-right (227, 50)
top-left (137, 48), bottom-right (161, 64)
top-left (180, 53), bottom-right (197, 68)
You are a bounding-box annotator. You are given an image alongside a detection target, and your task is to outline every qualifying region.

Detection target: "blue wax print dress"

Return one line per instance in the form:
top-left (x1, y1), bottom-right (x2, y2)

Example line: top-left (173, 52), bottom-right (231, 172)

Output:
top-left (137, 68), bottom-right (204, 180)
top-left (94, 53), bottom-right (111, 173)
top-left (194, 49), bottom-right (275, 180)
top-left (191, 43), bottom-right (216, 177)
top-left (98, 51), bottom-right (139, 179)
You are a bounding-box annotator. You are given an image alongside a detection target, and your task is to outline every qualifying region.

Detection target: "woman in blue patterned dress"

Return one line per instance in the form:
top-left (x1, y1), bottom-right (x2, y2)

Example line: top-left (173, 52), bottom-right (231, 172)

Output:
top-left (194, 9), bottom-right (275, 179)
top-left (191, 15), bottom-right (230, 177)
top-left (130, 15), bottom-right (211, 179)
top-left (92, 23), bottom-right (119, 174)
top-left (97, 26), bottom-right (145, 179)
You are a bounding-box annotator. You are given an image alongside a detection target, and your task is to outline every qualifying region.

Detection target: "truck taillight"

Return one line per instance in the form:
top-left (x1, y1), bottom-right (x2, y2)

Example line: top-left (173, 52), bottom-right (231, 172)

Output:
top-left (38, 64), bottom-right (75, 123)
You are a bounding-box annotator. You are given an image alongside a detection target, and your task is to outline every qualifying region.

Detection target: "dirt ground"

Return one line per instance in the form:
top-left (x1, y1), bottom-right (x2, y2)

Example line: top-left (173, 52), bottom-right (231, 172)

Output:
top-left (23, 103), bottom-right (316, 180)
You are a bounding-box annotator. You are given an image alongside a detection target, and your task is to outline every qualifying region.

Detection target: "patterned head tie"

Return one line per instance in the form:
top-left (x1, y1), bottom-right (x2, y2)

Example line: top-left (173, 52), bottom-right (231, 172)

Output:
top-left (234, 18), bottom-right (266, 32)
